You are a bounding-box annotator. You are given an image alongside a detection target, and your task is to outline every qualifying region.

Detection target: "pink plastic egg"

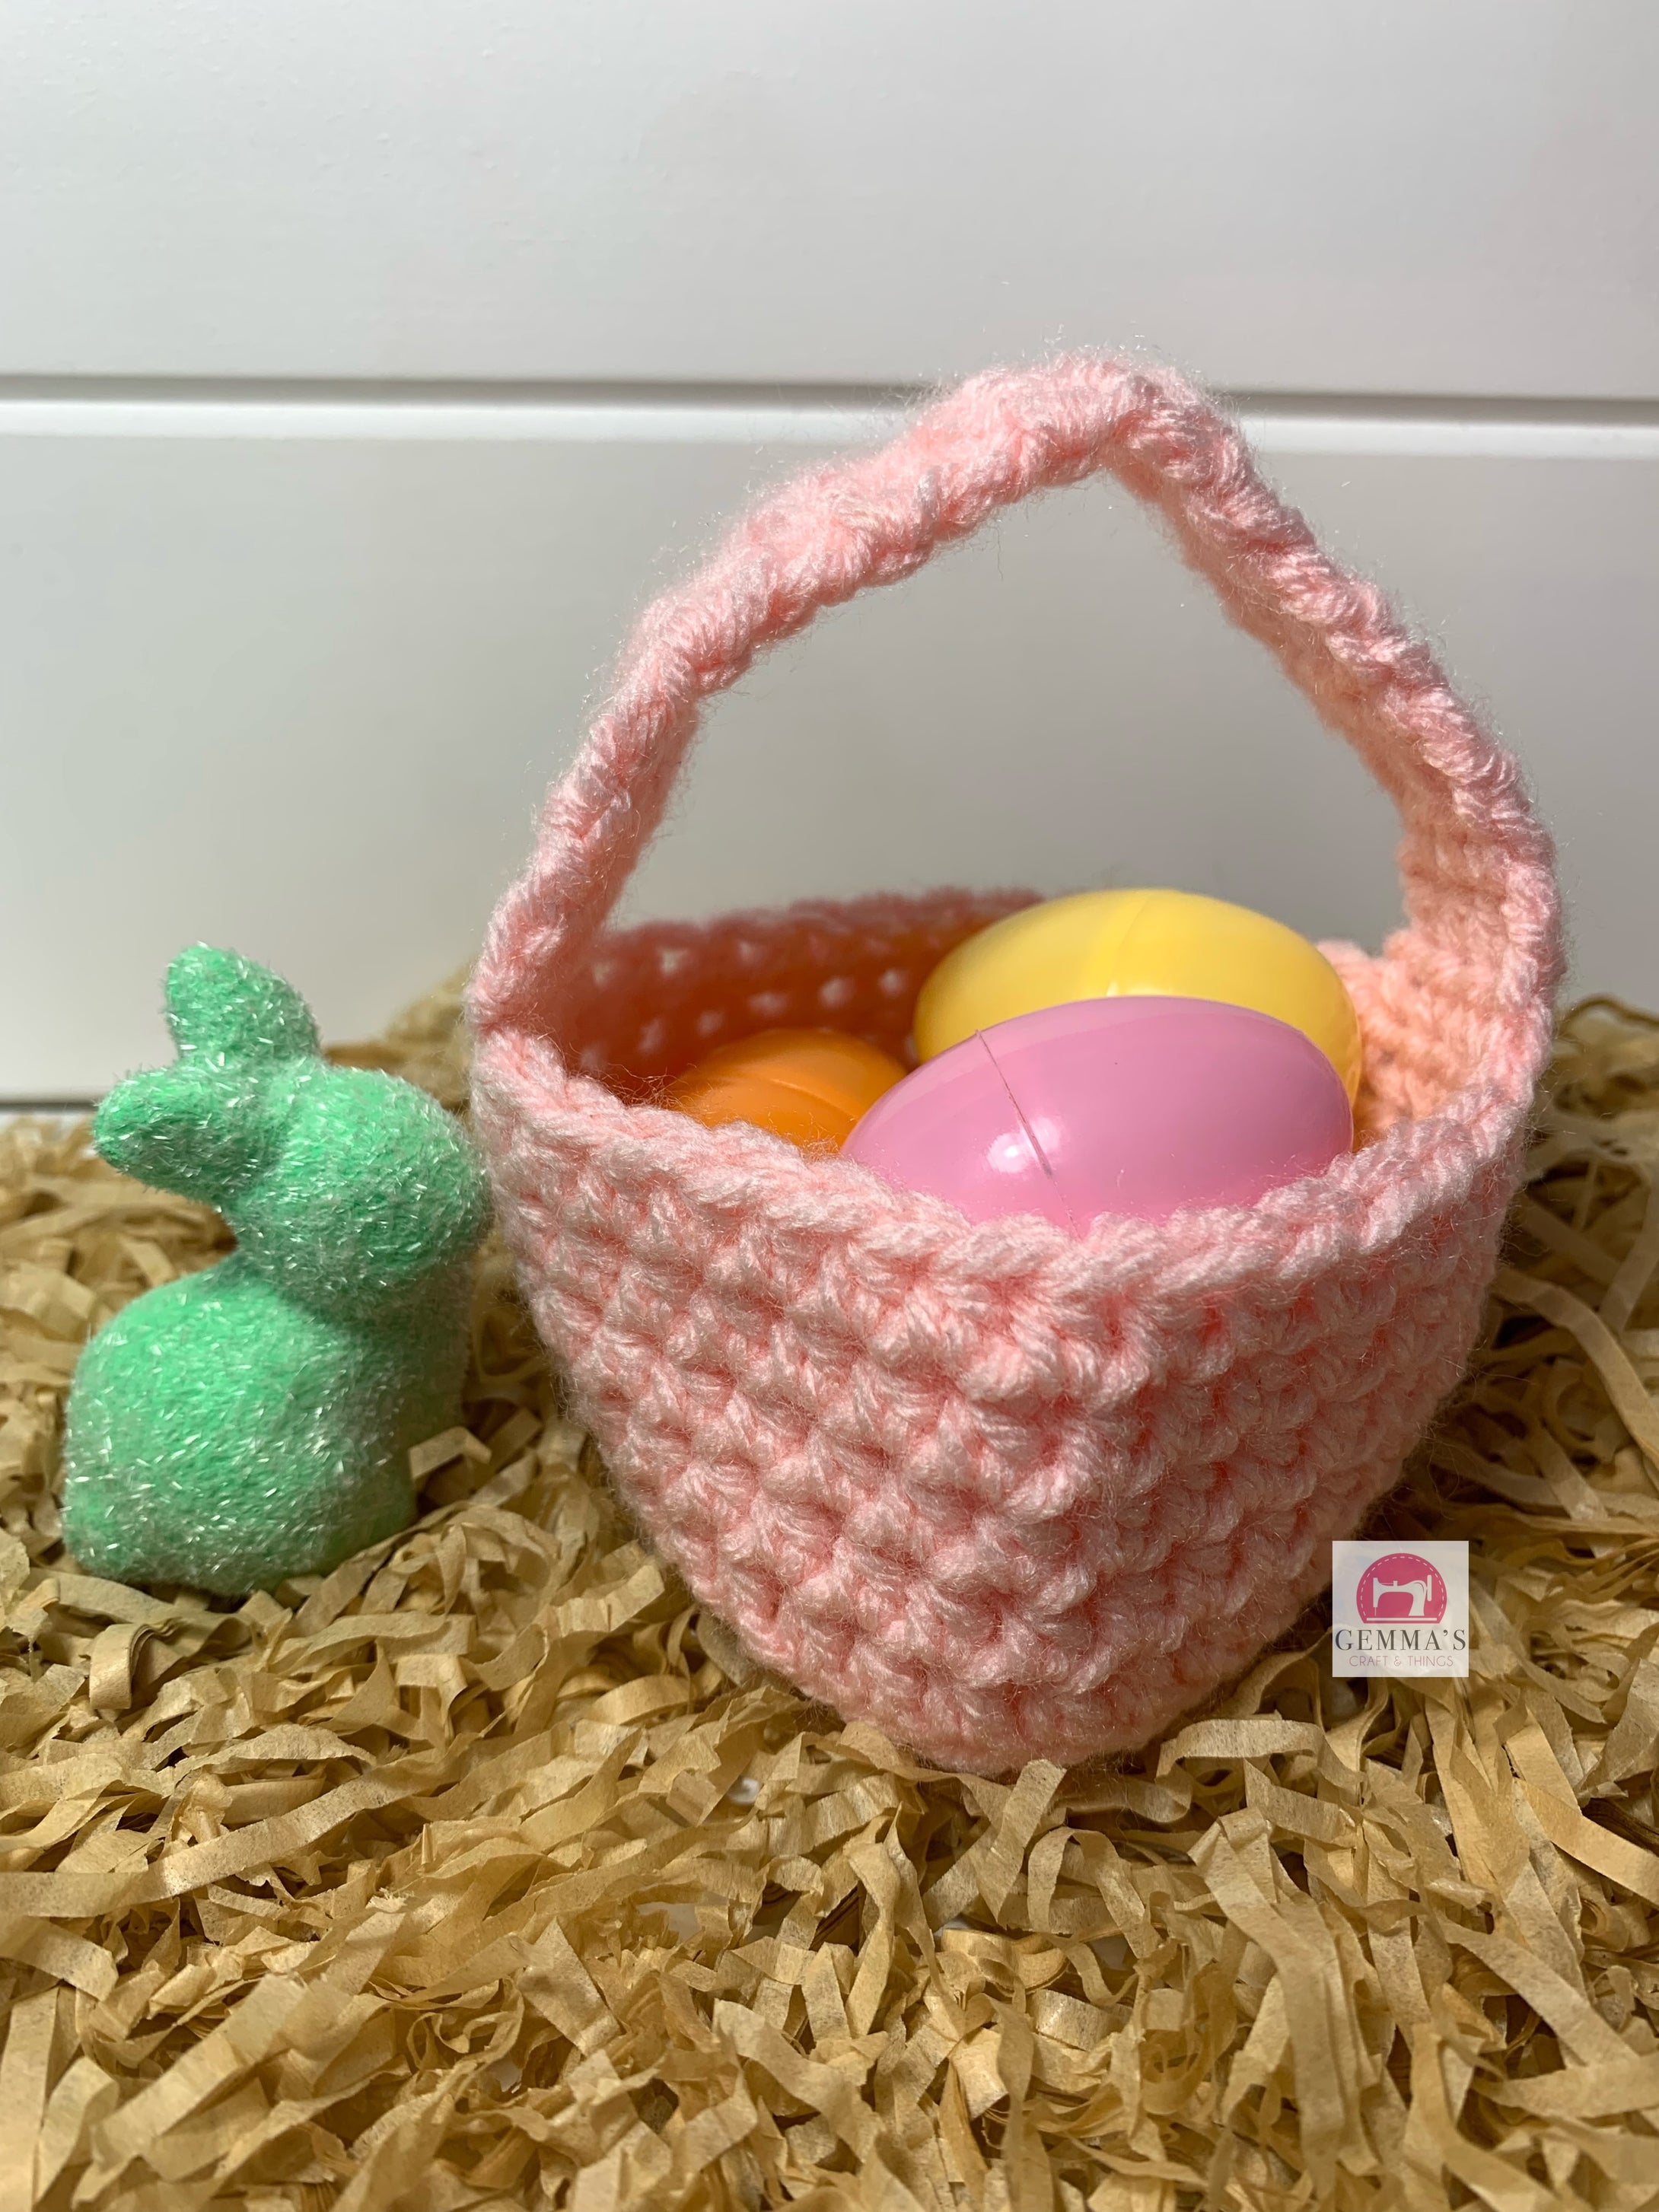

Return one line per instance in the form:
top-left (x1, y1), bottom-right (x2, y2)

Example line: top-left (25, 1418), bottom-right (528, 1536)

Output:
top-left (841, 996), bottom-right (1352, 1230)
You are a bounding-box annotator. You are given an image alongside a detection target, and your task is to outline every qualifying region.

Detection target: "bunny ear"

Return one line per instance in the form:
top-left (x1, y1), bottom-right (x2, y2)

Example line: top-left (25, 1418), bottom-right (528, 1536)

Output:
top-left (165, 946), bottom-right (320, 1067)
top-left (94, 1063), bottom-right (279, 1205)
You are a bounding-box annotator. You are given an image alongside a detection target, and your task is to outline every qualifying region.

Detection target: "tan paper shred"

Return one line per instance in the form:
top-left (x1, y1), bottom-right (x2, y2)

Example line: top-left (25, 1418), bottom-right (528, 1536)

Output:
top-left (2, 988), bottom-right (1659, 2209)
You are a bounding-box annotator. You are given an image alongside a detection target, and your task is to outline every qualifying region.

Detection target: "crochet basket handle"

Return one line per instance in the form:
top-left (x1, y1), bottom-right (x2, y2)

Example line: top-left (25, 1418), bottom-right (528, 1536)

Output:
top-left (472, 355), bottom-right (1558, 1036)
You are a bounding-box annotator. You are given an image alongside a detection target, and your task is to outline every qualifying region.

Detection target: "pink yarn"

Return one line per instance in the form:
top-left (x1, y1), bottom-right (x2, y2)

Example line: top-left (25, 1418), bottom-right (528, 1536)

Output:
top-left (470, 355), bottom-right (1560, 1775)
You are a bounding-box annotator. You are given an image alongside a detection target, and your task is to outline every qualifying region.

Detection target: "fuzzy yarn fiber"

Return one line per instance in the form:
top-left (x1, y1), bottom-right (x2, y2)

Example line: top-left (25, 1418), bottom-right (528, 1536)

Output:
top-left (469, 355), bottom-right (1561, 1775)
top-left (63, 947), bottom-right (491, 1594)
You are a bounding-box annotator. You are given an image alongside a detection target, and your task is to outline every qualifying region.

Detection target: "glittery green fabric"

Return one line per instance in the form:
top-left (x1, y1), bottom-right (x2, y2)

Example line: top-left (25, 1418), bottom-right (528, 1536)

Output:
top-left (61, 947), bottom-right (491, 1594)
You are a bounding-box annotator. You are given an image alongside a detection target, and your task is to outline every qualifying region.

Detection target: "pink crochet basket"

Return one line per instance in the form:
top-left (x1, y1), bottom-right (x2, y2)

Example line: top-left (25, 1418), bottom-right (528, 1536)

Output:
top-left (470, 355), bottom-right (1560, 1775)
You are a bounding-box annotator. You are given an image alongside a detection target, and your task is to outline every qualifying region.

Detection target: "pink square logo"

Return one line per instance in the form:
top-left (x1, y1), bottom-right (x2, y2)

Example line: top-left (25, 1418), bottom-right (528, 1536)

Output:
top-left (1331, 1540), bottom-right (1469, 1676)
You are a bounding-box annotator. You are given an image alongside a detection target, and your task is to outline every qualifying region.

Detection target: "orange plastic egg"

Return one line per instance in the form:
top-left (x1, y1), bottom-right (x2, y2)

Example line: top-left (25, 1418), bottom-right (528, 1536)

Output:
top-left (665, 1030), bottom-right (907, 1151)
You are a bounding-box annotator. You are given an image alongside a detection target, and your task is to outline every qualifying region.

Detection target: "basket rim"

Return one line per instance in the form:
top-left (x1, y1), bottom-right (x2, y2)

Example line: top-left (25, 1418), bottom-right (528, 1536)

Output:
top-left (473, 995), bottom-right (1530, 1297)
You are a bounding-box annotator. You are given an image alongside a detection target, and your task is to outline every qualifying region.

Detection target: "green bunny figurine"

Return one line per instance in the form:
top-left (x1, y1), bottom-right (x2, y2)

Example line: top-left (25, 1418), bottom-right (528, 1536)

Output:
top-left (61, 947), bottom-right (491, 1594)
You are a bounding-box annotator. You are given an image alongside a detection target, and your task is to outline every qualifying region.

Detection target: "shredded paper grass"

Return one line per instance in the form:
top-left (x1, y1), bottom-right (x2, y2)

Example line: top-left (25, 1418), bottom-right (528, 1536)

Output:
top-left (2, 985), bottom-right (1657, 2209)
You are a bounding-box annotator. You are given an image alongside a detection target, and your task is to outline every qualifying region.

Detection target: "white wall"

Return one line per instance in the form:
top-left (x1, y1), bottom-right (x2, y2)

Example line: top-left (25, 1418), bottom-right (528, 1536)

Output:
top-left (2, 2), bottom-right (1654, 1093)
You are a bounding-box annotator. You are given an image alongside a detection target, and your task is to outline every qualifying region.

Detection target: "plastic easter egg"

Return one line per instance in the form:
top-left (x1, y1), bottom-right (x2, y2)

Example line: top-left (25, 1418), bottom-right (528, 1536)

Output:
top-left (914, 888), bottom-right (1363, 1101)
top-left (665, 1029), bottom-right (907, 1151)
top-left (842, 996), bottom-right (1352, 1229)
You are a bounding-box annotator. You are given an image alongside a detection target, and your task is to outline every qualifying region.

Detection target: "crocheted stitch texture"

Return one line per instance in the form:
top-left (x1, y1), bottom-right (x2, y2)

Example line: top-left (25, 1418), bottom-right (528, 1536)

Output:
top-left (469, 356), bottom-right (1561, 1775)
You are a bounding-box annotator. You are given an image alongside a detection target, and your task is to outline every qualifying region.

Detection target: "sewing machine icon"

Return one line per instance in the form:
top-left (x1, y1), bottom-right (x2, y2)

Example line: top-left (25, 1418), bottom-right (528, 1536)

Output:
top-left (1356, 1552), bottom-right (1447, 1624)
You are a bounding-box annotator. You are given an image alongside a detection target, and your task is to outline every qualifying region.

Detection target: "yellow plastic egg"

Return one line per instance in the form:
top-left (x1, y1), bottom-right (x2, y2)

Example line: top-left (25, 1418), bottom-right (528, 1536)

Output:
top-left (913, 888), bottom-right (1363, 1101)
